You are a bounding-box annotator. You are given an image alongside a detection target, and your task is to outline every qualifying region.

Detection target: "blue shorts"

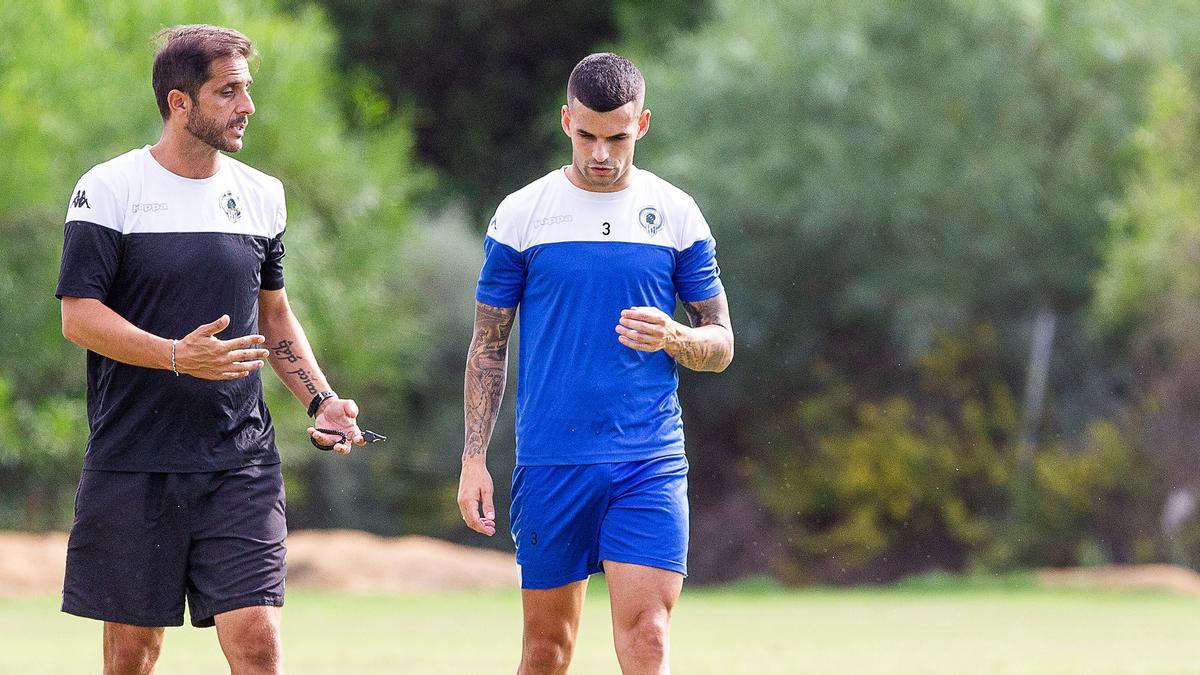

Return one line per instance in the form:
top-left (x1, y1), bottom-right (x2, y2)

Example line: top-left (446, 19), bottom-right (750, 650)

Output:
top-left (510, 454), bottom-right (689, 590)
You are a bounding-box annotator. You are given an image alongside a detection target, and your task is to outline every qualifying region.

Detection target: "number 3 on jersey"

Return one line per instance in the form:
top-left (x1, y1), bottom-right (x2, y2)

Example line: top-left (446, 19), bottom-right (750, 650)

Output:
top-left (601, 221), bottom-right (611, 236)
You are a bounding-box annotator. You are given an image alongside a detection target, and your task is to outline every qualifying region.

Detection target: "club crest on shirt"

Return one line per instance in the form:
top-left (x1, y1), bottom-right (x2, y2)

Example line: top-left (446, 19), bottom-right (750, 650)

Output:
top-left (638, 206), bottom-right (662, 237)
top-left (220, 191), bottom-right (242, 223)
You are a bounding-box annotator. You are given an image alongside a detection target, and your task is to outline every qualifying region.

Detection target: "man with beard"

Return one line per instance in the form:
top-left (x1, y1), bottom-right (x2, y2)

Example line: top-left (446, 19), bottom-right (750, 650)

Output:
top-left (56, 25), bottom-right (364, 674)
top-left (458, 53), bottom-right (733, 674)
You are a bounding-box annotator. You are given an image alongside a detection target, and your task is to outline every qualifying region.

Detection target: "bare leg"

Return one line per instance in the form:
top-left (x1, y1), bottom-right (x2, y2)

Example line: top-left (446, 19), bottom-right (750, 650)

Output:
top-left (214, 605), bottom-right (283, 675)
top-left (605, 561), bottom-right (683, 675)
top-left (103, 622), bottom-right (164, 675)
top-left (519, 579), bottom-right (589, 675)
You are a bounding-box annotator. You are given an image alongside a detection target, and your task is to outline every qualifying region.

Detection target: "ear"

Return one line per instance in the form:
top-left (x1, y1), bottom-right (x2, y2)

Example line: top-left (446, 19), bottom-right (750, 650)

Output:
top-left (166, 89), bottom-right (191, 122)
top-left (635, 108), bottom-right (651, 140)
top-left (561, 103), bottom-right (572, 138)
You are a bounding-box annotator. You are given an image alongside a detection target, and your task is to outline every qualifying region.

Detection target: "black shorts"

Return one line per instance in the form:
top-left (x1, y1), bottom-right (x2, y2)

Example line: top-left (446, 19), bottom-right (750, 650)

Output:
top-left (62, 463), bottom-right (286, 628)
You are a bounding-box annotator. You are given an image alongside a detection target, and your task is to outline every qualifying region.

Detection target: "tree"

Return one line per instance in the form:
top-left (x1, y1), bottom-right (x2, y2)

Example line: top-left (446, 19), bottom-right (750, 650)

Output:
top-left (628, 0), bottom-right (1172, 578)
top-left (313, 0), bottom-right (710, 216)
top-left (1093, 63), bottom-right (1200, 567)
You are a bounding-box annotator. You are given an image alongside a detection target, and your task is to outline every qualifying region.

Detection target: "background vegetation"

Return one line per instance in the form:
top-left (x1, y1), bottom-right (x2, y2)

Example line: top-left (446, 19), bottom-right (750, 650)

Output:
top-left (3, 0), bottom-right (1200, 583)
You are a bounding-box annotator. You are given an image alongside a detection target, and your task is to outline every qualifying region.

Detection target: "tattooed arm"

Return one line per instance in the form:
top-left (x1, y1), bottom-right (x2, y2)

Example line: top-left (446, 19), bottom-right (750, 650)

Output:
top-left (615, 290), bottom-right (734, 372)
top-left (259, 287), bottom-right (363, 454)
top-left (671, 291), bottom-right (735, 371)
top-left (458, 301), bottom-right (516, 536)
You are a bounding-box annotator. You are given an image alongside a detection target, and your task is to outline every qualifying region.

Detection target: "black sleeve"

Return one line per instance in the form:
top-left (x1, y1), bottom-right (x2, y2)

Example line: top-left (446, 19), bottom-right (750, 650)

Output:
top-left (260, 232), bottom-right (286, 291)
top-left (55, 221), bottom-right (121, 300)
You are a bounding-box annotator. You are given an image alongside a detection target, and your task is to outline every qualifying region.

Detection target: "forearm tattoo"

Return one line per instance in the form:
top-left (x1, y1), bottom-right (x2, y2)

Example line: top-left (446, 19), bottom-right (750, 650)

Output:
top-left (270, 339), bottom-right (301, 363)
top-left (287, 367), bottom-right (319, 396)
top-left (272, 338), bottom-right (319, 395)
top-left (463, 302), bottom-right (515, 459)
top-left (672, 293), bottom-right (734, 372)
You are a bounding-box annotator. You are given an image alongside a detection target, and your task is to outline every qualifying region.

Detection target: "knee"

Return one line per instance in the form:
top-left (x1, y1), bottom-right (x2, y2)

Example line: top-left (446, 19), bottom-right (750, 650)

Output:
top-left (104, 634), bottom-right (161, 675)
top-left (617, 612), bottom-right (669, 663)
top-left (224, 625), bottom-right (282, 673)
top-left (522, 633), bottom-right (573, 674)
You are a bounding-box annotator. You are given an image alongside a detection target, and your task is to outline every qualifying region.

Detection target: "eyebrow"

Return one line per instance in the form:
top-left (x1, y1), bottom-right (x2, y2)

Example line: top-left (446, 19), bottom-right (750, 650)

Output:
top-left (577, 128), bottom-right (629, 139)
top-left (219, 76), bottom-right (253, 88)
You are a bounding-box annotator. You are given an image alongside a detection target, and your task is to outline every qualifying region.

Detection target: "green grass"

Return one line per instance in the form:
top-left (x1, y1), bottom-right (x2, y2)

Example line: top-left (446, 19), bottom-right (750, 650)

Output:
top-left (0, 582), bottom-right (1197, 673)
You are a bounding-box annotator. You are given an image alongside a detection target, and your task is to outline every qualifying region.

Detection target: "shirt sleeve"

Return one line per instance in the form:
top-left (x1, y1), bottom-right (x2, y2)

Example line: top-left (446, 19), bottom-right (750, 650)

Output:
top-left (475, 234), bottom-right (525, 308)
top-left (476, 202), bottom-right (530, 307)
top-left (260, 231), bottom-right (286, 291)
top-left (258, 182), bottom-right (287, 290)
top-left (55, 172), bottom-right (124, 301)
top-left (674, 200), bottom-right (723, 302)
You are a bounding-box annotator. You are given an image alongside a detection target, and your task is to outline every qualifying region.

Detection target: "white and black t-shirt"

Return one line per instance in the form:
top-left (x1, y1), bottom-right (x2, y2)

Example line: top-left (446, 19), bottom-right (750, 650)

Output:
top-left (56, 147), bottom-right (287, 472)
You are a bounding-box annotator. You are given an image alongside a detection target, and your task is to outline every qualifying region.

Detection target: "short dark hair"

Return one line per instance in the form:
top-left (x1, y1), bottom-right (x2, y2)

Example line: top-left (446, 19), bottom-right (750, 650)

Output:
top-left (152, 24), bottom-right (257, 120)
top-left (566, 53), bottom-right (644, 113)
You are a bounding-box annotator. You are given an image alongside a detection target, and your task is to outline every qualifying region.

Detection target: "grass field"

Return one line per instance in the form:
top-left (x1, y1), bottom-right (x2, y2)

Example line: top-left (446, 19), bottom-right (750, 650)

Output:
top-left (0, 579), bottom-right (1196, 674)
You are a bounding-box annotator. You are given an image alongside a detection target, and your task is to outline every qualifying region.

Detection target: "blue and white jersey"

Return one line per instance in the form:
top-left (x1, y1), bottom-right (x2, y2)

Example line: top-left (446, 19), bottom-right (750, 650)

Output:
top-left (476, 166), bottom-right (723, 466)
top-left (56, 147), bottom-right (286, 472)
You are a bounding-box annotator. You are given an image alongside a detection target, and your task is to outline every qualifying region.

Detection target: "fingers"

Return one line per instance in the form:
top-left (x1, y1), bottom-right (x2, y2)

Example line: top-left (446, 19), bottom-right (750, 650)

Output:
top-left (195, 314), bottom-right (231, 337)
top-left (458, 494), bottom-right (483, 533)
top-left (228, 347), bottom-right (270, 362)
top-left (308, 426), bottom-right (350, 454)
top-left (225, 334), bottom-right (267, 350)
top-left (312, 400), bottom-right (365, 451)
top-left (188, 355), bottom-right (266, 381)
top-left (617, 317), bottom-right (664, 336)
top-left (616, 307), bottom-right (676, 353)
top-left (617, 334), bottom-right (659, 352)
top-left (223, 359), bottom-right (266, 373)
top-left (458, 491), bottom-right (496, 536)
top-left (621, 307), bottom-right (668, 323)
top-left (481, 487), bottom-right (496, 531)
top-left (615, 323), bottom-right (664, 352)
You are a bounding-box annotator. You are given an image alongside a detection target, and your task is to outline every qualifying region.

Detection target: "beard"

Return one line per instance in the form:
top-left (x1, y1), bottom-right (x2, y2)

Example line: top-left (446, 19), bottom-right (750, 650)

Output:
top-left (186, 108), bottom-right (244, 153)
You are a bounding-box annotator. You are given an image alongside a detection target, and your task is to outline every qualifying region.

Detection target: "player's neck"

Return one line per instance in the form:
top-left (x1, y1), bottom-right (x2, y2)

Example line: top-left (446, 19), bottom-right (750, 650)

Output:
top-left (150, 128), bottom-right (223, 180)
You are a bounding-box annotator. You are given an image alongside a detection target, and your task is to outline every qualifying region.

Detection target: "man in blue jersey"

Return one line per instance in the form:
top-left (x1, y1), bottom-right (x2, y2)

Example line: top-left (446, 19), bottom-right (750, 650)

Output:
top-left (458, 53), bottom-right (734, 675)
top-left (57, 25), bottom-right (364, 674)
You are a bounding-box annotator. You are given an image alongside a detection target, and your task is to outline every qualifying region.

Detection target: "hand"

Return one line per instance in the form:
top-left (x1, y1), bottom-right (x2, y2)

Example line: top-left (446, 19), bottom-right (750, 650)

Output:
top-left (615, 306), bottom-right (681, 353)
top-left (458, 460), bottom-right (496, 536)
top-left (174, 314), bottom-right (269, 380)
top-left (308, 398), bottom-right (365, 455)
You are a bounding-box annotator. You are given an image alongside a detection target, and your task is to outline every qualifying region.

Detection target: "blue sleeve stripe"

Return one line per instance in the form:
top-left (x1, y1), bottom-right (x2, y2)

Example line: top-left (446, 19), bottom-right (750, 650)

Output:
top-left (476, 236), bottom-right (525, 308)
top-left (674, 237), bottom-right (723, 302)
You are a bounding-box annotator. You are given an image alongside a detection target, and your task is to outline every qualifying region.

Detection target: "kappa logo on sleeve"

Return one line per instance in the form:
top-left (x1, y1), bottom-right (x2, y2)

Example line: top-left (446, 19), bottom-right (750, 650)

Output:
top-left (71, 190), bottom-right (90, 209)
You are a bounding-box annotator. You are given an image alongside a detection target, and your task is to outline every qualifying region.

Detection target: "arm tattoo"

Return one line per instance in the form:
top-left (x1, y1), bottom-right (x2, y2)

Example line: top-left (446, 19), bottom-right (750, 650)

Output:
top-left (270, 339), bottom-right (301, 363)
top-left (463, 302), bottom-right (516, 460)
top-left (270, 338), bottom-right (318, 395)
top-left (287, 367), bottom-right (319, 396)
top-left (671, 292), bottom-right (734, 373)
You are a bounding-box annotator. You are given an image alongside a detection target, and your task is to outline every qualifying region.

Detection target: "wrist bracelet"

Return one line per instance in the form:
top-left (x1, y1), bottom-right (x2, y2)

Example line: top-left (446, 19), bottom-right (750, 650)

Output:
top-left (170, 339), bottom-right (180, 377)
top-left (307, 390), bottom-right (336, 417)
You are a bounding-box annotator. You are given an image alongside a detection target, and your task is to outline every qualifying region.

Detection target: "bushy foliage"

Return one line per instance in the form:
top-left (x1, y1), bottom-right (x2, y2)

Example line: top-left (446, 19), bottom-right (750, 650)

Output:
top-left (313, 0), bottom-right (711, 215)
top-left (755, 328), bottom-right (1161, 583)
